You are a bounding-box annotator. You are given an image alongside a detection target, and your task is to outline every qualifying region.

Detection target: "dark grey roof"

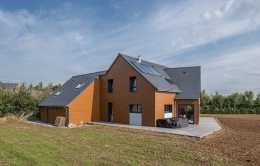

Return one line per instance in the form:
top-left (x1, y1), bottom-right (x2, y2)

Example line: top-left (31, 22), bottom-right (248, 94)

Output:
top-left (165, 66), bottom-right (201, 99)
top-left (39, 71), bottom-right (106, 107)
top-left (0, 81), bottom-right (18, 89)
top-left (120, 53), bottom-right (182, 93)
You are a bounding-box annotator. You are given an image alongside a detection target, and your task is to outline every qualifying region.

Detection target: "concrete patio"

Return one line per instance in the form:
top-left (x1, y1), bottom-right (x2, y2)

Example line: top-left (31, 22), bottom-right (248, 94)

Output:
top-left (89, 117), bottom-right (222, 138)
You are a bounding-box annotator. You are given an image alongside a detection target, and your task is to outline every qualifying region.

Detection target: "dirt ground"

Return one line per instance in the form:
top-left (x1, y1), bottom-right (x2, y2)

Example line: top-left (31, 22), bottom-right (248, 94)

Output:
top-left (197, 115), bottom-right (260, 165)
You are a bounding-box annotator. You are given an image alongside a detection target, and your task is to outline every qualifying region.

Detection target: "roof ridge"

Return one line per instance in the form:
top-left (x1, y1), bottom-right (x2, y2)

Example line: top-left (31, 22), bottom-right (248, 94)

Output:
top-left (165, 66), bottom-right (201, 70)
top-left (119, 53), bottom-right (168, 68)
top-left (72, 70), bottom-right (107, 77)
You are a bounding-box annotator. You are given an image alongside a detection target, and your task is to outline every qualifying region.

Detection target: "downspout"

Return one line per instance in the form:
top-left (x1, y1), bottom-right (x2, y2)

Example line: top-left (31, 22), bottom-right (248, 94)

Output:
top-left (175, 99), bottom-right (177, 117)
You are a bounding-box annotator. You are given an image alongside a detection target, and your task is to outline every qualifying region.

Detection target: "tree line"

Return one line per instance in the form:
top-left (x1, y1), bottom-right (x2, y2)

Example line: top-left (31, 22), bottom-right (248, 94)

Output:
top-left (201, 90), bottom-right (260, 114)
top-left (1, 82), bottom-right (260, 117)
top-left (0, 82), bottom-right (60, 117)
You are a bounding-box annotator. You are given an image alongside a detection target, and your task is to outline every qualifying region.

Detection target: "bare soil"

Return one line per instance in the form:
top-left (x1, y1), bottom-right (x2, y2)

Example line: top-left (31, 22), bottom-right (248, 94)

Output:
top-left (197, 115), bottom-right (260, 165)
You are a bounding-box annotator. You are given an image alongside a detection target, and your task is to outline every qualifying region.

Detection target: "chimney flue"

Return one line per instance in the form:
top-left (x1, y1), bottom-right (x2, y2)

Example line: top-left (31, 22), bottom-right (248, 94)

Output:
top-left (137, 55), bottom-right (141, 63)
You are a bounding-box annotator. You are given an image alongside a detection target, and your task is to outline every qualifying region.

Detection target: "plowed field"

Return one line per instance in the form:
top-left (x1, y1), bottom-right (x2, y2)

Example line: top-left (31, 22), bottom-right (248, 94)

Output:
top-left (198, 115), bottom-right (260, 165)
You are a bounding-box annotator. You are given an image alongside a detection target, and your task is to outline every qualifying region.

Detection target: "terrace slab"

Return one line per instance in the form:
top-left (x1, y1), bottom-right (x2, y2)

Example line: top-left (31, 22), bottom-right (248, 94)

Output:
top-left (89, 117), bottom-right (222, 138)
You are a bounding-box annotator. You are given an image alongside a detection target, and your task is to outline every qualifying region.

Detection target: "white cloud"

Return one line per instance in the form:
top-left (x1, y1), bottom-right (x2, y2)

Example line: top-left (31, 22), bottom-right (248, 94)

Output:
top-left (201, 43), bottom-right (260, 94)
top-left (0, 0), bottom-right (259, 95)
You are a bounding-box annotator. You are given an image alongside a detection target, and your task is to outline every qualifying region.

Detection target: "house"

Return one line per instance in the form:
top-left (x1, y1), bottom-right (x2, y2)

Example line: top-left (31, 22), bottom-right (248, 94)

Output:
top-left (40, 53), bottom-right (201, 127)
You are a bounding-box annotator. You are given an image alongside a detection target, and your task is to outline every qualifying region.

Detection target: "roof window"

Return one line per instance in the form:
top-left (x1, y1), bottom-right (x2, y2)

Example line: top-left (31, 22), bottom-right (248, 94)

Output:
top-left (54, 90), bottom-right (63, 96)
top-left (165, 78), bottom-right (174, 84)
top-left (75, 83), bottom-right (85, 89)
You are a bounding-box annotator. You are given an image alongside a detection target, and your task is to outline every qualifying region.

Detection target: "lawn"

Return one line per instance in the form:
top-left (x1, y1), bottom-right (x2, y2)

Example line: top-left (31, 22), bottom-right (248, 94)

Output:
top-left (0, 119), bottom-right (240, 166)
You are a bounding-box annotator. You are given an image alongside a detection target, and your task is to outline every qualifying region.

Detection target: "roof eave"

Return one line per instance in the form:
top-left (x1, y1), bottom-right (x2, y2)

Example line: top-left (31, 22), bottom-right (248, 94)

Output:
top-left (175, 97), bottom-right (200, 99)
top-left (39, 104), bottom-right (68, 107)
top-left (156, 89), bottom-right (182, 93)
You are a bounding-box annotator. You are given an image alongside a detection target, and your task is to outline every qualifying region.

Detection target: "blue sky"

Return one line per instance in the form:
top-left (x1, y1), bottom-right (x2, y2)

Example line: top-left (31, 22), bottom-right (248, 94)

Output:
top-left (0, 0), bottom-right (260, 95)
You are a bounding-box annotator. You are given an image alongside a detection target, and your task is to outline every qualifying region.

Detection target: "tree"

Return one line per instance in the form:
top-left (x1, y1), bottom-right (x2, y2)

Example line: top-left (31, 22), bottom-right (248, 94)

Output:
top-left (35, 82), bottom-right (43, 90)
top-left (255, 93), bottom-right (260, 105)
top-left (211, 92), bottom-right (225, 113)
top-left (200, 90), bottom-right (211, 113)
top-left (244, 91), bottom-right (254, 106)
top-left (0, 81), bottom-right (61, 117)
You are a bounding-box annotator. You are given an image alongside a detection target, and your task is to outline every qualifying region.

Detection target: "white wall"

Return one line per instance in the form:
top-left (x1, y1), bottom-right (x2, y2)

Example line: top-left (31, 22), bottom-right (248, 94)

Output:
top-left (164, 113), bottom-right (172, 118)
top-left (129, 113), bottom-right (142, 126)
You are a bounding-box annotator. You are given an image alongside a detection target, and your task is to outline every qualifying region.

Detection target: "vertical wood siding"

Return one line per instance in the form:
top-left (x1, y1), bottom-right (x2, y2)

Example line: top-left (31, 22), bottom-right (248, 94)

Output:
top-left (68, 78), bottom-right (101, 124)
top-left (40, 107), bottom-right (66, 124)
top-left (155, 92), bottom-right (176, 125)
top-left (100, 56), bottom-right (156, 126)
top-left (40, 107), bottom-right (47, 122)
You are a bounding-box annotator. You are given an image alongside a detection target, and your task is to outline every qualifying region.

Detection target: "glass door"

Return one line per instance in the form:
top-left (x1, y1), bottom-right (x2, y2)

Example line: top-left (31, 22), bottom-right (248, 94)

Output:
top-left (178, 104), bottom-right (194, 124)
top-left (108, 103), bottom-right (113, 122)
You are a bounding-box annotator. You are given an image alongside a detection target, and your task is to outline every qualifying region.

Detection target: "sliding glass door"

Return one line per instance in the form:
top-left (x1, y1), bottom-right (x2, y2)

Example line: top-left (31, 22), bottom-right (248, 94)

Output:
top-left (178, 104), bottom-right (194, 124)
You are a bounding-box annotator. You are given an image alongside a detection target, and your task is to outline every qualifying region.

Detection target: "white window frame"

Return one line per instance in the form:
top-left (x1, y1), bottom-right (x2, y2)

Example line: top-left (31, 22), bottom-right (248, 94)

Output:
top-left (75, 83), bottom-right (85, 89)
top-left (54, 90), bottom-right (63, 96)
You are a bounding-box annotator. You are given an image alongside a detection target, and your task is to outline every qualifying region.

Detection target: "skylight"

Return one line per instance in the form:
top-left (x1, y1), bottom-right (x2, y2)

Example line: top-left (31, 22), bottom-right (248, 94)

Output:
top-left (75, 83), bottom-right (85, 89)
top-left (54, 90), bottom-right (63, 96)
top-left (131, 62), bottom-right (161, 76)
top-left (165, 78), bottom-right (174, 84)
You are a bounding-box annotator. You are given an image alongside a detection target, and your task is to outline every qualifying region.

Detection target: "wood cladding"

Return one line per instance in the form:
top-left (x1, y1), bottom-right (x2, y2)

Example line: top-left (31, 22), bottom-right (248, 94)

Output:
top-left (41, 107), bottom-right (66, 124)
top-left (155, 91), bottom-right (176, 125)
top-left (68, 79), bottom-right (100, 124)
top-left (100, 56), bottom-right (156, 126)
top-left (40, 78), bottom-right (101, 125)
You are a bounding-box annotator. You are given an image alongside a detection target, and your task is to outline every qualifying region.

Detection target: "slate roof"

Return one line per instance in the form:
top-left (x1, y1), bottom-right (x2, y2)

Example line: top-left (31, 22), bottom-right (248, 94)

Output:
top-left (39, 71), bottom-right (106, 107)
top-left (120, 54), bottom-right (182, 93)
top-left (165, 66), bottom-right (201, 99)
top-left (40, 54), bottom-right (200, 107)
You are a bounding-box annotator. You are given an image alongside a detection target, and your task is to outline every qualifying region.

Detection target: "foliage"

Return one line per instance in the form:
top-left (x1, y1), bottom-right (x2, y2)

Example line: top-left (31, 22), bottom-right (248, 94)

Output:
top-left (201, 90), bottom-right (260, 114)
top-left (0, 82), bottom-right (61, 117)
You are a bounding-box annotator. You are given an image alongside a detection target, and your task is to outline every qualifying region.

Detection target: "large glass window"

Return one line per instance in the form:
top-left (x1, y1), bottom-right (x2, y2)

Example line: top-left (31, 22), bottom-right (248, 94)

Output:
top-left (130, 104), bottom-right (142, 113)
top-left (107, 79), bottom-right (113, 93)
top-left (178, 104), bottom-right (194, 124)
top-left (164, 105), bottom-right (172, 113)
top-left (129, 76), bottom-right (137, 92)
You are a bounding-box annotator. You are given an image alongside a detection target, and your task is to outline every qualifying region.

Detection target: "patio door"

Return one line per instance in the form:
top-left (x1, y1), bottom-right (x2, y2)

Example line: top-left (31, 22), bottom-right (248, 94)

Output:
top-left (108, 103), bottom-right (113, 122)
top-left (178, 104), bottom-right (194, 124)
top-left (129, 104), bottom-right (142, 126)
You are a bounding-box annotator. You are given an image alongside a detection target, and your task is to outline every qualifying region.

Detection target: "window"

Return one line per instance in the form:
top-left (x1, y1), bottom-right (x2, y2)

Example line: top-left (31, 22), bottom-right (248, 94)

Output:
top-left (54, 90), bottom-right (63, 96)
top-left (75, 83), bottom-right (85, 89)
top-left (129, 76), bottom-right (137, 92)
top-left (107, 79), bottom-right (113, 93)
top-left (130, 104), bottom-right (142, 113)
top-left (178, 104), bottom-right (194, 124)
top-left (164, 105), bottom-right (172, 113)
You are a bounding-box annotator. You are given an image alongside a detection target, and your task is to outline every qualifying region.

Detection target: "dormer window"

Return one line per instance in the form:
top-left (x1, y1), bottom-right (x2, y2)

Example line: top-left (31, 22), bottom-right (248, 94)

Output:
top-left (75, 83), bottom-right (85, 89)
top-left (54, 90), bottom-right (63, 96)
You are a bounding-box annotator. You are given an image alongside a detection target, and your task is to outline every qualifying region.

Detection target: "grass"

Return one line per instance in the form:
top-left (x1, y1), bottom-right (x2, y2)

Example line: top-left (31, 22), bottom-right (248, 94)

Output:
top-left (0, 119), bottom-right (238, 166)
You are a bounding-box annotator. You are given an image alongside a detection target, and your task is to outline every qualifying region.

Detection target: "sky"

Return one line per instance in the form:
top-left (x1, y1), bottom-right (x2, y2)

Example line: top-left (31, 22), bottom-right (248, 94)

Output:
top-left (0, 0), bottom-right (260, 95)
